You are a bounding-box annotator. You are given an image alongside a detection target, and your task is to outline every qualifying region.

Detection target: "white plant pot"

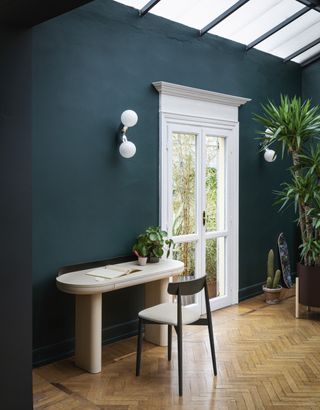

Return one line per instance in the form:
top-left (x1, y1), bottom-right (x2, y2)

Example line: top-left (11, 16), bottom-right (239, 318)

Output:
top-left (138, 257), bottom-right (148, 266)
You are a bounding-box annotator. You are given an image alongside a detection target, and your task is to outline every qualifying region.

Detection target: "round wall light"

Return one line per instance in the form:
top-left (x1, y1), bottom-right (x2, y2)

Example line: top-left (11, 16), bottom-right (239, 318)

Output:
top-left (121, 110), bottom-right (138, 128)
top-left (264, 148), bottom-right (277, 162)
top-left (119, 135), bottom-right (136, 159)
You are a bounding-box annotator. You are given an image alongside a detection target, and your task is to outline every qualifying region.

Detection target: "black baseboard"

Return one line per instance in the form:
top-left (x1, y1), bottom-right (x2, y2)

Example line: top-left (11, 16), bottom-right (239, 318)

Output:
top-left (32, 319), bottom-right (138, 368)
top-left (238, 281), bottom-right (264, 301)
top-left (101, 319), bottom-right (138, 346)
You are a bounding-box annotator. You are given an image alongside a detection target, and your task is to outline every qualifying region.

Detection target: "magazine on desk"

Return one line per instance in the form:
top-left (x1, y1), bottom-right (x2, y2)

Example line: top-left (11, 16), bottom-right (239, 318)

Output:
top-left (85, 265), bottom-right (142, 280)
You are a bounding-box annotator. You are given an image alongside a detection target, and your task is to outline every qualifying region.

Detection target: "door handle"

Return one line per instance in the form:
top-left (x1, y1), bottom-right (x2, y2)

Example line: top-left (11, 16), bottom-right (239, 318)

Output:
top-left (202, 210), bottom-right (206, 226)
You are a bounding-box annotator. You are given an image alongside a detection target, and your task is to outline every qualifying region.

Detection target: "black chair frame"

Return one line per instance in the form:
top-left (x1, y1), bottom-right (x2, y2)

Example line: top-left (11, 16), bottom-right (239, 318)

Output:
top-left (136, 275), bottom-right (217, 396)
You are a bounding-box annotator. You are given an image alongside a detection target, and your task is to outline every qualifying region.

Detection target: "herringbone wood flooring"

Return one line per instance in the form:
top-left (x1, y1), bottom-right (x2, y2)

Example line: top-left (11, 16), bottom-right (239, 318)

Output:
top-left (33, 289), bottom-right (320, 409)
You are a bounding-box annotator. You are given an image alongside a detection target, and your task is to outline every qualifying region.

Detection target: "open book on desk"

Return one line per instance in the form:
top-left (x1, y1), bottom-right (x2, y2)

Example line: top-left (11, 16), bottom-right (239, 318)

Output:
top-left (85, 265), bottom-right (142, 280)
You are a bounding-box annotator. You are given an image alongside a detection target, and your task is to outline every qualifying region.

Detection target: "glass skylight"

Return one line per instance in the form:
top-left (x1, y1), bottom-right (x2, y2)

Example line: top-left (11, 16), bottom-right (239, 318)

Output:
top-left (256, 9), bottom-right (320, 59)
top-left (114, 0), bottom-right (320, 64)
top-left (293, 42), bottom-right (320, 63)
top-left (150, 0), bottom-right (238, 30)
top-left (209, 0), bottom-right (304, 45)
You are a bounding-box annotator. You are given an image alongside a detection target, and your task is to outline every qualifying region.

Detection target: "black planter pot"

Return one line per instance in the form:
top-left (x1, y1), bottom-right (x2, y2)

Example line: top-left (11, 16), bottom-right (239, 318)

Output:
top-left (148, 256), bottom-right (160, 263)
top-left (297, 263), bottom-right (320, 308)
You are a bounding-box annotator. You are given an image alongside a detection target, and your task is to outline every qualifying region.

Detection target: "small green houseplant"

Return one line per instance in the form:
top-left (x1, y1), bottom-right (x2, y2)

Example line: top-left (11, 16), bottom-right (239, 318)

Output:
top-left (263, 249), bottom-right (282, 304)
top-left (133, 226), bottom-right (174, 263)
top-left (132, 234), bottom-right (149, 265)
top-left (254, 95), bottom-right (320, 308)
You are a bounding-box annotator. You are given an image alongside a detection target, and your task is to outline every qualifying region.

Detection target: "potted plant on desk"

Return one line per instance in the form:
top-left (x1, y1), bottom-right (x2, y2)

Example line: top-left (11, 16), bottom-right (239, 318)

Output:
top-left (133, 235), bottom-right (149, 266)
top-left (254, 95), bottom-right (320, 310)
top-left (133, 226), bottom-right (174, 264)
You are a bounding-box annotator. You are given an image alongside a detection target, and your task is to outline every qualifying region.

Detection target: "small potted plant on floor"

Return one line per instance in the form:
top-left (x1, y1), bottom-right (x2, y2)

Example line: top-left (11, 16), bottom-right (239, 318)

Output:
top-left (254, 96), bottom-right (320, 309)
top-left (263, 249), bottom-right (282, 304)
top-left (132, 226), bottom-right (174, 264)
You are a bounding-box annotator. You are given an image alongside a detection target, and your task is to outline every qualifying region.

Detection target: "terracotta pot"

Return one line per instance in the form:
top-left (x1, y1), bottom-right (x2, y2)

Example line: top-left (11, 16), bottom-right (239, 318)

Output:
top-left (262, 285), bottom-right (282, 304)
top-left (297, 263), bottom-right (320, 308)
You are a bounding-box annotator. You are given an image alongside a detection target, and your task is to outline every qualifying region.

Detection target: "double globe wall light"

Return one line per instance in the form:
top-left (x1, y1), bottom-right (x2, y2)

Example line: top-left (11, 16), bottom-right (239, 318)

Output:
top-left (119, 110), bottom-right (138, 159)
top-left (263, 128), bottom-right (277, 163)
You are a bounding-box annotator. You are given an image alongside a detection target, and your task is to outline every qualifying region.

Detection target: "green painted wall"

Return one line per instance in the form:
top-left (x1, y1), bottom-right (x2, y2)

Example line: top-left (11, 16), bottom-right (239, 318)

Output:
top-left (32, 0), bottom-right (301, 364)
top-left (302, 60), bottom-right (320, 104)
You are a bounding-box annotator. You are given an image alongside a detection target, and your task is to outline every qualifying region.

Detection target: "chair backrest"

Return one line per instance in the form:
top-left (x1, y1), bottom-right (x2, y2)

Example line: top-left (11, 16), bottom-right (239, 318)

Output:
top-left (167, 275), bottom-right (207, 296)
top-left (57, 255), bottom-right (136, 276)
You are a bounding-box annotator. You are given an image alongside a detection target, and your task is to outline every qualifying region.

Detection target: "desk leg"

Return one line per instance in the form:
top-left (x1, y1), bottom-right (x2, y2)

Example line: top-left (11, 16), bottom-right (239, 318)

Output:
top-left (75, 294), bottom-right (102, 373)
top-left (144, 278), bottom-right (169, 346)
top-left (295, 278), bottom-right (299, 319)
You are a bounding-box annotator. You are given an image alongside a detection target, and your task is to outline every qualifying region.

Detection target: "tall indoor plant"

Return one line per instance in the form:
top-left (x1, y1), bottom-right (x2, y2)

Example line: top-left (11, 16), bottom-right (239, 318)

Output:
top-left (254, 95), bottom-right (320, 307)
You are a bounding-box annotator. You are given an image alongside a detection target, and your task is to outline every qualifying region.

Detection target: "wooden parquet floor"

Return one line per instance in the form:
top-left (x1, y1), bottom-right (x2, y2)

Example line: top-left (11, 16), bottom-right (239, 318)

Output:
top-left (33, 289), bottom-right (320, 409)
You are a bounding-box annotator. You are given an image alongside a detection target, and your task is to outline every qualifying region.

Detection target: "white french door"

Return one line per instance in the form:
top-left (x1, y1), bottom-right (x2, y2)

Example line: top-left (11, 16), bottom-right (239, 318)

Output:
top-left (161, 120), bottom-right (238, 312)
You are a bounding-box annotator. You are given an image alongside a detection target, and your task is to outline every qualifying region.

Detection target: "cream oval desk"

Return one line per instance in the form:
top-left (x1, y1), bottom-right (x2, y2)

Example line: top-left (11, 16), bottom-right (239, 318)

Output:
top-left (56, 259), bottom-right (184, 373)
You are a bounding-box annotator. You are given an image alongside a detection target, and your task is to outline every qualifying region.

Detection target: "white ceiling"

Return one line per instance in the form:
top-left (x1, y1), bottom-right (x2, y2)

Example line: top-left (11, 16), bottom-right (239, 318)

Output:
top-left (114, 0), bottom-right (320, 64)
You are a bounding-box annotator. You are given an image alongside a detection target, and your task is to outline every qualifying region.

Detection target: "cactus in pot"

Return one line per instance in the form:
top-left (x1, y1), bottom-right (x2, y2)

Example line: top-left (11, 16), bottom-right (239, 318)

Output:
top-left (263, 249), bottom-right (282, 304)
top-left (266, 249), bottom-right (281, 289)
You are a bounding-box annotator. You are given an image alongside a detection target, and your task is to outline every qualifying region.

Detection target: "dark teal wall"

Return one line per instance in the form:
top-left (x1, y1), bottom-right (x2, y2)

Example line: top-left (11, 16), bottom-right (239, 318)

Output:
top-left (32, 0), bottom-right (301, 364)
top-left (0, 26), bottom-right (32, 408)
top-left (302, 60), bottom-right (320, 104)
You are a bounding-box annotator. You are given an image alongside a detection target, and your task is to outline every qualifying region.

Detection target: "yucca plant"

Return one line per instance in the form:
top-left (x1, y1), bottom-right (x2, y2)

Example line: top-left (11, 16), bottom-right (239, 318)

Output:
top-left (254, 95), bottom-right (320, 267)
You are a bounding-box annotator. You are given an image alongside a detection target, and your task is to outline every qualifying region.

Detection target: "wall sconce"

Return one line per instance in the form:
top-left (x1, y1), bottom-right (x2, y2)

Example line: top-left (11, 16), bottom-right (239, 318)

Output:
top-left (264, 148), bottom-right (277, 162)
top-left (119, 110), bottom-right (138, 159)
top-left (262, 128), bottom-right (277, 162)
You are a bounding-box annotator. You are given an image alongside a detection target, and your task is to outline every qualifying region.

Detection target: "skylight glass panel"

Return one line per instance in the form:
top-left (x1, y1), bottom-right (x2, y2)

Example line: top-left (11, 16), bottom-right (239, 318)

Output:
top-left (292, 42), bottom-right (320, 63)
top-left (209, 0), bottom-right (304, 46)
top-left (256, 9), bottom-right (320, 58)
top-left (208, 0), bottom-right (281, 39)
top-left (150, 0), bottom-right (238, 30)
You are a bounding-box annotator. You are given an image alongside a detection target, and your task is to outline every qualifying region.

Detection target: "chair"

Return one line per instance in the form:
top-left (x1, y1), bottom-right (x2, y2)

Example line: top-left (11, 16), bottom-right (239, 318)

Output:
top-left (136, 275), bottom-right (217, 396)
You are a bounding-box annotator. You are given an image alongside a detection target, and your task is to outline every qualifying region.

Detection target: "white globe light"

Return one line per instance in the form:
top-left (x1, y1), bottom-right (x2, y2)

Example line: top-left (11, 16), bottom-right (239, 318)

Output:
top-left (265, 128), bottom-right (273, 139)
top-left (119, 139), bottom-right (136, 158)
top-left (264, 148), bottom-right (277, 162)
top-left (121, 110), bottom-right (138, 127)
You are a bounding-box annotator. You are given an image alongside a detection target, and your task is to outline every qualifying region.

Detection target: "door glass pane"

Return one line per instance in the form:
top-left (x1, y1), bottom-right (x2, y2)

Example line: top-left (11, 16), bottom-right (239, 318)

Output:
top-left (206, 237), bottom-right (225, 299)
top-left (172, 133), bottom-right (196, 236)
top-left (173, 241), bottom-right (196, 277)
top-left (205, 136), bottom-right (225, 232)
top-left (173, 241), bottom-right (196, 305)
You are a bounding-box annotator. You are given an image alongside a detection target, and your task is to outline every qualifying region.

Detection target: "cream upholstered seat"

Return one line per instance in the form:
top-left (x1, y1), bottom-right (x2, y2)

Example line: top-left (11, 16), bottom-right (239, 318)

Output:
top-left (139, 302), bottom-right (201, 326)
top-left (136, 275), bottom-right (217, 396)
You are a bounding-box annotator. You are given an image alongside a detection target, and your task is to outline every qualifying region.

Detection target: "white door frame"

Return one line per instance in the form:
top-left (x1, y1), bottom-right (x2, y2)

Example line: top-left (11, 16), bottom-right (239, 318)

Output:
top-left (153, 81), bottom-right (250, 311)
